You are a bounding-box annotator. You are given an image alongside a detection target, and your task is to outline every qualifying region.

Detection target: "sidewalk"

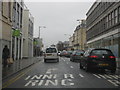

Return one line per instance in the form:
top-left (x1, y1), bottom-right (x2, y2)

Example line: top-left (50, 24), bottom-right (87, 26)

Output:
top-left (116, 58), bottom-right (120, 69)
top-left (2, 56), bottom-right (43, 79)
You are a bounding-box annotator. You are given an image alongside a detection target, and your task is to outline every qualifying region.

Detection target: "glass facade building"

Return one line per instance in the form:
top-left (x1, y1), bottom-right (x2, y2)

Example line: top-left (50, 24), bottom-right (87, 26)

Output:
top-left (86, 2), bottom-right (120, 59)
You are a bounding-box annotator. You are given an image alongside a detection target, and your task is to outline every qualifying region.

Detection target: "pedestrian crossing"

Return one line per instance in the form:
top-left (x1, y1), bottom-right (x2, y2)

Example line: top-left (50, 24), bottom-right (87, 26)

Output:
top-left (93, 74), bottom-right (120, 86)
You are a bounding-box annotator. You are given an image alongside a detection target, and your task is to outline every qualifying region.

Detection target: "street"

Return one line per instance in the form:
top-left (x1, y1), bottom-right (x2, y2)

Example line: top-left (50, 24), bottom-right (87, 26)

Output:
top-left (2, 57), bottom-right (119, 89)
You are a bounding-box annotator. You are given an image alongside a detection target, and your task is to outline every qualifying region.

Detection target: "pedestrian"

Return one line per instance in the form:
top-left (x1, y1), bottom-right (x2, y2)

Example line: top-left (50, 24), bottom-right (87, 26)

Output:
top-left (2, 45), bottom-right (10, 68)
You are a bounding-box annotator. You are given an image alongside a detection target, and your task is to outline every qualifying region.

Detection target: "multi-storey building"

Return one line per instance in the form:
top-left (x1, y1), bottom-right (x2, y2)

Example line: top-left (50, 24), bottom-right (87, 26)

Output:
top-left (86, 1), bottom-right (120, 59)
top-left (69, 36), bottom-right (74, 50)
top-left (1, 0), bottom-right (34, 60)
top-left (11, 0), bottom-right (24, 60)
top-left (22, 5), bottom-right (34, 58)
top-left (72, 19), bottom-right (86, 50)
top-left (0, 1), bottom-right (12, 62)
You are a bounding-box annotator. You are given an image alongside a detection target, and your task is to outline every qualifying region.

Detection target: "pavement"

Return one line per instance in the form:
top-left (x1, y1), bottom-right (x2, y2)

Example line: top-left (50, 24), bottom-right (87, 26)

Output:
top-left (2, 56), bottom-right (43, 80)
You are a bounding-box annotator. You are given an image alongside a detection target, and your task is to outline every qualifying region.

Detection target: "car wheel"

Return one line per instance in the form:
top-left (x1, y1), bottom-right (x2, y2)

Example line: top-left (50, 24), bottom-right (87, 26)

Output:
top-left (70, 58), bottom-right (73, 61)
top-left (85, 63), bottom-right (90, 72)
top-left (44, 59), bottom-right (46, 63)
top-left (80, 63), bottom-right (83, 69)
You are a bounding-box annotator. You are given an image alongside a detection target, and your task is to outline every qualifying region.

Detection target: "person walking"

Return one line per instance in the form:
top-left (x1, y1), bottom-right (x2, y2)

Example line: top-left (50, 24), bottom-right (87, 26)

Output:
top-left (2, 45), bottom-right (10, 68)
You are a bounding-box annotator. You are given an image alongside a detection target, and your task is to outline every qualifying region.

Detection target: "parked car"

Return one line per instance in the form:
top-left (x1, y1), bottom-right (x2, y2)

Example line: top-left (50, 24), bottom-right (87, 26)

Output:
top-left (80, 48), bottom-right (116, 73)
top-left (65, 51), bottom-right (73, 58)
top-left (44, 47), bottom-right (59, 62)
top-left (70, 50), bottom-right (85, 62)
top-left (60, 50), bottom-right (68, 57)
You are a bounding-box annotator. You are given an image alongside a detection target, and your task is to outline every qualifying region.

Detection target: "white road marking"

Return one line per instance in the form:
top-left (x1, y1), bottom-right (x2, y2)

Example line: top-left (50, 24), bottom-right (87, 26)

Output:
top-left (109, 75), bottom-right (118, 79)
top-left (114, 75), bottom-right (119, 78)
top-left (64, 74), bottom-right (74, 79)
top-left (61, 79), bottom-right (74, 86)
top-left (31, 75), bottom-right (43, 80)
top-left (25, 76), bottom-right (31, 80)
top-left (108, 80), bottom-right (118, 86)
top-left (113, 80), bottom-right (120, 84)
top-left (104, 75), bottom-right (113, 79)
top-left (98, 74), bottom-right (107, 79)
top-left (70, 66), bottom-right (73, 68)
top-left (93, 74), bottom-right (101, 79)
top-left (38, 80), bottom-right (44, 86)
top-left (46, 69), bottom-right (51, 74)
top-left (25, 80), bottom-right (39, 86)
top-left (66, 62), bottom-right (68, 64)
top-left (45, 80), bottom-right (58, 86)
top-left (79, 74), bottom-right (84, 78)
top-left (46, 68), bottom-right (58, 74)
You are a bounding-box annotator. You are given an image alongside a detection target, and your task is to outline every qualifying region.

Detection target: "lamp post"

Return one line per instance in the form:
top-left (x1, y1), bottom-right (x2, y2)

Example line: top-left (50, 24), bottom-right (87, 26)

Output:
top-left (64, 34), bottom-right (72, 51)
top-left (38, 26), bottom-right (46, 56)
top-left (39, 26), bottom-right (46, 39)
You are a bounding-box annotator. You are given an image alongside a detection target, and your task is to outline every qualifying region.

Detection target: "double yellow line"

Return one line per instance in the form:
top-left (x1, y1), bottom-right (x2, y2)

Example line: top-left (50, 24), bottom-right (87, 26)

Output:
top-left (2, 68), bottom-right (31, 88)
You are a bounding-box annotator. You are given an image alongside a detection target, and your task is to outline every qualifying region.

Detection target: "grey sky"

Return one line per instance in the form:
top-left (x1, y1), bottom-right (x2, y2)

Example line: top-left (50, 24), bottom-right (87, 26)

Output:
top-left (25, 2), bottom-right (94, 48)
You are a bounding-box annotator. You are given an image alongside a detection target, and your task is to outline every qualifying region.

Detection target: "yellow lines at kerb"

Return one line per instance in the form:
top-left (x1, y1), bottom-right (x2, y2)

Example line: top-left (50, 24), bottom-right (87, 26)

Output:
top-left (2, 68), bottom-right (31, 88)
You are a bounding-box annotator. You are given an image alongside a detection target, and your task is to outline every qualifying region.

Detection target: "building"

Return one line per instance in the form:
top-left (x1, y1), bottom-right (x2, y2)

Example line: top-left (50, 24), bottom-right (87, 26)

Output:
top-left (11, 0), bottom-right (24, 60)
top-left (86, 1), bottom-right (120, 59)
top-left (0, 0), bottom-right (34, 60)
top-left (56, 41), bottom-right (64, 51)
top-left (69, 36), bottom-right (74, 51)
top-left (56, 41), bottom-right (69, 51)
top-left (22, 5), bottom-right (34, 58)
top-left (72, 19), bottom-right (87, 50)
top-left (33, 38), bottom-right (43, 56)
top-left (0, 1), bottom-right (12, 89)
top-left (0, 1), bottom-right (13, 63)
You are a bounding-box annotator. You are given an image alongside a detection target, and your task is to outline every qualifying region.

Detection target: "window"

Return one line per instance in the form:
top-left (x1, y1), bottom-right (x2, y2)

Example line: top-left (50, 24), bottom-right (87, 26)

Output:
top-left (8, 2), bottom-right (11, 19)
top-left (111, 11), bottom-right (114, 25)
top-left (0, 0), bottom-right (1, 12)
top-left (91, 50), bottom-right (112, 55)
top-left (114, 9), bottom-right (118, 24)
top-left (106, 16), bottom-right (108, 28)
top-left (108, 14), bottom-right (111, 27)
top-left (46, 48), bottom-right (57, 53)
top-left (118, 7), bottom-right (120, 22)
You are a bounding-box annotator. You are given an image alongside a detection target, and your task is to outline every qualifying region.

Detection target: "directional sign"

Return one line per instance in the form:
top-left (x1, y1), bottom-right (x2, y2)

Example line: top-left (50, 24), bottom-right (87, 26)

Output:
top-left (12, 29), bottom-right (20, 37)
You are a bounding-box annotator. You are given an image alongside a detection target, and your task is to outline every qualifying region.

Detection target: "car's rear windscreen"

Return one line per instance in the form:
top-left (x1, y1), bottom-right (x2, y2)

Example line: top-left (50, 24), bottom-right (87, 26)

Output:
top-left (91, 50), bottom-right (113, 55)
top-left (46, 48), bottom-right (57, 53)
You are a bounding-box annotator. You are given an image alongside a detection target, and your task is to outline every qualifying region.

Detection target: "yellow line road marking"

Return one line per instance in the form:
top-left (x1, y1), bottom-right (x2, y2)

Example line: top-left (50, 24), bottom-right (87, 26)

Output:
top-left (2, 72), bottom-right (24, 86)
top-left (2, 73), bottom-right (25, 88)
top-left (2, 68), bottom-right (31, 88)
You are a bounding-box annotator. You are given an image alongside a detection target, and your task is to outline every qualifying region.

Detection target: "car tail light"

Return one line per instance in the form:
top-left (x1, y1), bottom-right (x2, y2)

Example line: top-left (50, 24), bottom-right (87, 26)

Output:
top-left (73, 54), bottom-right (76, 56)
top-left (44, 54), bottom-right (46, 57)
top-left (89, 55), bottom-right (98, 58)
top-left (109, 56), bottom-right (116, 59)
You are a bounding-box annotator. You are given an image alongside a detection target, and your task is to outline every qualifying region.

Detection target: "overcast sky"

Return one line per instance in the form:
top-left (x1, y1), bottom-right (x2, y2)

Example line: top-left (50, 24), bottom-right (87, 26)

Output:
top-left (24, 1), bottom-right (95, 48)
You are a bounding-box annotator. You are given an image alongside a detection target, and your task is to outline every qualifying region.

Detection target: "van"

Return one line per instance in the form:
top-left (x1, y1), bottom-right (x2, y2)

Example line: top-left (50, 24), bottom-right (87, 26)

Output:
top-left (44, 47), bottom-right (59, 62)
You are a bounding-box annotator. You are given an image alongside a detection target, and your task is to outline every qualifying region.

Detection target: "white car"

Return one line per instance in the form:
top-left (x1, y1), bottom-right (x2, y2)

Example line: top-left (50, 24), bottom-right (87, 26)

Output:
top-left (44, 47), bottom-right (59, 62)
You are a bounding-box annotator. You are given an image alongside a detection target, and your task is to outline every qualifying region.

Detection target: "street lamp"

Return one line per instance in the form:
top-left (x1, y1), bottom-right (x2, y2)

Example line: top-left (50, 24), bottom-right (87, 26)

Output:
top-left (77, 19), bottom-right (81, 24)
top-left (39, 26), bottom-right (46, 39)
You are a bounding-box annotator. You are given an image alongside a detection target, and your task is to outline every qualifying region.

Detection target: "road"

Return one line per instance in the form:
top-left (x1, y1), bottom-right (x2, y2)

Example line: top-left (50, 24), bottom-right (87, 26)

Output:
top-left (2, 57), bottom-right (119, 89)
